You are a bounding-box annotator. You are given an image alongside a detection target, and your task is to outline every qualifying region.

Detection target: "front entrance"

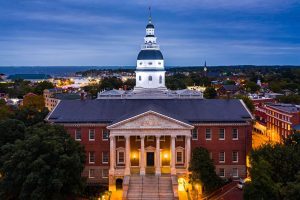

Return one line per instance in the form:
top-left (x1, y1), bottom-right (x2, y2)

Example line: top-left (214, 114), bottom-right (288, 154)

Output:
top-left (146, 152), bottom-right (155, 166)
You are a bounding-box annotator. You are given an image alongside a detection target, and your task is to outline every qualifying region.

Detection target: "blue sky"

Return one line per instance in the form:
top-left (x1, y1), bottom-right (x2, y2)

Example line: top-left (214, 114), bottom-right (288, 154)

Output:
top-left (0, 0), bottom-right (299, 66)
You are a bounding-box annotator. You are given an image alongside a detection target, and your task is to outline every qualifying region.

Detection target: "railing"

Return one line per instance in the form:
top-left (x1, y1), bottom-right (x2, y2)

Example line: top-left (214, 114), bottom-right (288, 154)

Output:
top-left (141, 44), bottom-right (160, 49)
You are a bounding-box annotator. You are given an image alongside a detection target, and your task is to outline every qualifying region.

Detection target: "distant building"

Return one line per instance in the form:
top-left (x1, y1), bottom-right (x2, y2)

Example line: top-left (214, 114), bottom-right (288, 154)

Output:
top-left (7, 74), bottom-right (52, 82)
top-left (217, 85), bottom-right (240, 97)
top-left (265, 103), bottom-right (300, 141)
top-left (44, 88), bottom-right (80, 111)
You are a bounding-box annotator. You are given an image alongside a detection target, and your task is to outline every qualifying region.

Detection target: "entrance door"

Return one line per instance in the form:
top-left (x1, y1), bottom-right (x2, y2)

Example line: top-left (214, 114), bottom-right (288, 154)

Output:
top-left (147, 152), bottom-right (155, 166)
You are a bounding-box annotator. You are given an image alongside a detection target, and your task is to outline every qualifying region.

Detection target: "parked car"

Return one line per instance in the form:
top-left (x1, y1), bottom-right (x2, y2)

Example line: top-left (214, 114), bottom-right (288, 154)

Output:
top-left (237, 177), bottom-right (251, 189)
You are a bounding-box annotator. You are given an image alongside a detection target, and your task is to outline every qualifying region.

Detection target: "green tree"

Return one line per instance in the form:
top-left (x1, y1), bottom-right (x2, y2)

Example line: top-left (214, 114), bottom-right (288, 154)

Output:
top-left (0, 123), bottom-right (86, 200)
top-left (22, 94), bottom-right (45, 111)
top-left (100, 77), bottom-right (123, 90)
top-left (234, 95), bottom-right (255, 113)
top-left (14, 107), bottom-right (49, 126)
top-left (203, 87), bottom-right (217, 99)
top-left (244, 81), bottom-right (260, 93)
top-left (34, 81), bottom-right (54, 95)
top-left (0, 119), bottom-right (25, 146)
top-left (189, 147), bottom-right (223, 193)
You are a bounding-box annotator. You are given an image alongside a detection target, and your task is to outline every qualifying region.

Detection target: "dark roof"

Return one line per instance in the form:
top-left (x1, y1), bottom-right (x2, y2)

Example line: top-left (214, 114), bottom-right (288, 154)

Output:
top-left (8, 74), bottom-right (51, 80)
top-left (53, 93), bottom-right (81, 100)
top-left (47, 99), bottom-right (252, 124)
top-left (137, 50), bottom-right (163, 60)
top-left (146, 23), bottom-right (154, 28)
top-left (267, 103), bottom-right (300, 113)
top-left (220, 85), bottom-right (239, 91)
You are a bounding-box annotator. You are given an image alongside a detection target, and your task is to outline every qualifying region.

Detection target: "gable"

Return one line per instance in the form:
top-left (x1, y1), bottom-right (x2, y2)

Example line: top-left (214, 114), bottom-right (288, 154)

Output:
top-left (107, 110), bottom-right (194, 130)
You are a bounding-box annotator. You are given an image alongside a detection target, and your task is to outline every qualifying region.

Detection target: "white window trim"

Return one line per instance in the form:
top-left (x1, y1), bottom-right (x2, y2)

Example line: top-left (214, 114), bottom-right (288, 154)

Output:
top-left (232, 168), bottom-right (239, 178)
top-left (117, 149), bottom-right (125, 165)
top-left (205, 129), bottom-right (212, 140)
top-left (219, 129), bottom-right (225, 140)
top-left (89, 152), bottom-right (95, 164)
top-left (102, 152), bottom-right (109, 164)
top-left (102, 169), bottom-right (108, 178)
top-left (89, 129), bottom-right (95, 141)
top-left (75, 129), bottom-right (81, 141)
top-left (232, 129), bottom-right (239, 140)
top-left (219, 152), bottom-right (225, 163)
top-left (117, 136), bottom-right (125, 142)
top-left (135, 136), bottom-right (141, 141)
top-left (219, 168), bottom-right (225, 177)
top-left (146, 136), bottom-right (154, 142)
top-left (160, 135), bottom-right (166, 142)
top-left (102, 130), bottom-right (109, 141)
top-left (89, 169), bottom-right (95, 178)
top-left (175, 147), bottom-right (184, 164)
top-left (232, 151), bottom-right (238, 163)
top-left (192, 129), bottom-right (198, 140)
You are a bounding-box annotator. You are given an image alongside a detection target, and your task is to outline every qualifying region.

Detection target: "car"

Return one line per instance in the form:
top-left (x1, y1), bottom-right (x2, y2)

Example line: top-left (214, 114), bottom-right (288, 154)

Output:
top-left (237, 177), bottom-right (251, 190)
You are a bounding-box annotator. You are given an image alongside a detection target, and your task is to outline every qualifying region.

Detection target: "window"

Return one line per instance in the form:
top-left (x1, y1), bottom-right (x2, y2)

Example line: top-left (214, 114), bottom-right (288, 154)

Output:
top-left (102, 152), bottom-right (109, 164)
top-left (176, 150), bottom-right (184, 164)
top-left (146, 136), bottom-right (154, 141)
top-left (205, 128), bottom-right (212, 140)
top-left (160, 135), bottom-right (166, 142)
top-left (75, 129), bottom-right (81, 141)
top-left (117, 150), bottom-right (125, 164)
top-left (89, 152), bottom-right (95, 164)
top-left (102, 169), bottom-right (109, 178)
top-left (102, 130), bottom-right (109, 141)
top-left (232, 168), bottom-right (238, 177)
top-left (89, 129), bottom-right (95, 141)
top-left (192, 128), bottom-right (198, 140)
top-left (176, 136), bottom-right (184, 141)
top-left (219, 128), bottom-right (225, 140)
top-left (232, 128), bottom-right (238, 140)
top-left (135, 136), bottom-right (141, 141)
top-left (89, 169), bottom-right (95, 178)
top-left (209, 152), bottom-right (213, 159)
top-left (139, 76), bottom-right (141, 81)
top-left (148, 76), bottom-right (152, 81)
top-left (219, 152), bottom-right (225, 163)
top-left (219, 168), bottom-right (225, 177)
top-left (159, 75), bottom-right (162, 84)
top-left (232, 151), bottom-right (238, 163)
top-left (148, 62), bottom-right (153, 65)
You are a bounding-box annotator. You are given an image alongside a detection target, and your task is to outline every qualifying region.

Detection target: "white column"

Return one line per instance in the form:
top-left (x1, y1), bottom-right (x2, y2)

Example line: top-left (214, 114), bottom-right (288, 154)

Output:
top-left (171, 135), bottom-right (176, 175)
top-left (140, 135), bottom-right (145, 175)
top-left (109, 135), bottom-right (115, 175)
top-left (155, 135), bottom-right (161, 176)
top-left (185, 135), bottom-right (191, 170)
top-left (125, 135), bottom-right (131, 175)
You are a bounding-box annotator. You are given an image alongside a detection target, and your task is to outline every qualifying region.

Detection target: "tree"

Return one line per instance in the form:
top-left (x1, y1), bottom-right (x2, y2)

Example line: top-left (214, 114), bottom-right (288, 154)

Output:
top-left (34, 81), bottom-right (54, 95)
top-left (14, 107), bottom-right (49, 126)
top-left (189, 147), bottom-right (223, 193)
top-left (234, 95), bottom-right (255, 113)
top-left (123, 78), bottom-right (136, 90)
top-left (0, 123), bottom-right (86, 200)
top-left (244, 81), bottom-right (260, 93)
top-left (22, 94), bottom-right (45, 111)
top-left (203, 87), bottom-right (217, 99)
top-left (99, 77), bottom-right (123, 90)
top-left (0, 119), bottom-right (25, 146)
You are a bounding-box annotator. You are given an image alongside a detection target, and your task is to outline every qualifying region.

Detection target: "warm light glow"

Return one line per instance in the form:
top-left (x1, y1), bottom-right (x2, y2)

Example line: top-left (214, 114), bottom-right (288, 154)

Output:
top-left (132, 153), bottom-right (137, 160)
top-left (164, 153), bottom-right (168, 159)
top-left (178, 178), bottom-right (186, 192)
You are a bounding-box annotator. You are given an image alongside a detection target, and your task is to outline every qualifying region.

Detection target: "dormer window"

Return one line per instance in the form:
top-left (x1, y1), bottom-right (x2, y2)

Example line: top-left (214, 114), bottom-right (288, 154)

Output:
top-left (148, 76), bottom-right (152, 81)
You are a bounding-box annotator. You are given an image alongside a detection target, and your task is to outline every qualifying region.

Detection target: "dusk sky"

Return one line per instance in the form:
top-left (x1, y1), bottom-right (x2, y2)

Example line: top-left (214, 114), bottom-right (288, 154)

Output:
top-left (0, 0), bottom-right (300, 66)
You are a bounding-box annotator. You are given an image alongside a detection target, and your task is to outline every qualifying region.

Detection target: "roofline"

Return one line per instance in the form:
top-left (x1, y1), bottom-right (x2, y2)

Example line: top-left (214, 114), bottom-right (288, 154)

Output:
top-left (239, 99), bottom-right (255, 120)
top-left (44, 99), bottom-right (61, 122)
top-left (107, 110), bottom-right (194, 129)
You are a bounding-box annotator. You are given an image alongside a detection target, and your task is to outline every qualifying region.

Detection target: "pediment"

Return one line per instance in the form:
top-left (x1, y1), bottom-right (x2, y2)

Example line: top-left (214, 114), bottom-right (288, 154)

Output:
top-left (108, 110), bottom-right (193, 130)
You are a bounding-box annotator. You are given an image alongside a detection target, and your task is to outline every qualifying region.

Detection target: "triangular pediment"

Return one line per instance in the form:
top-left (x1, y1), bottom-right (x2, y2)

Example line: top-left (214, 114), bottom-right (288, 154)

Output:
top-left (107, 110), bottom-right (193, 130)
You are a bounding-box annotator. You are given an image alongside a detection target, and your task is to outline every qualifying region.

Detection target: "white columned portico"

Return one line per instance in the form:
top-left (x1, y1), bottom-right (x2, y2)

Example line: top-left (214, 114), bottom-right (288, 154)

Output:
top-left (109, 135), bottom-right (115, 175)
top-left (125, 135), bottom-right (131, 175)
top-left (185, 135), bottom-right (191, 170)
top-left (140, 135), bottom-right (145, 175)
top-left (155, 135), bottom-right (161, 175)
top-left (170, 135), bottom-right (176, 175)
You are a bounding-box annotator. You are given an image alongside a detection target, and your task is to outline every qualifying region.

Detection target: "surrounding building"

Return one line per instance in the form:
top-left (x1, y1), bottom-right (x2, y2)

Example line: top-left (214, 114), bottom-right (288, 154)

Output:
top-left (7, 74), bottom-right (52, 82)
top-left (265, 103), bottom-right (300, 141)
top-left (217, 85), bottom-right (240, 97)
top-left (46, 12), bottom-right (253, 197)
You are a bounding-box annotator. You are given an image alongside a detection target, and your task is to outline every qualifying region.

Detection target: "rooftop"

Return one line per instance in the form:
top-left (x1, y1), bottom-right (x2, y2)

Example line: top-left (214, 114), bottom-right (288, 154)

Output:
top-left (267, 103), bottom-right (300, 113)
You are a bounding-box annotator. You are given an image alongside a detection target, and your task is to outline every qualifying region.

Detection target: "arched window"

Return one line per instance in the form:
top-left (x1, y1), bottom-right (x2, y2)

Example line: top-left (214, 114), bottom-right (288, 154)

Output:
top-left (139, 76), bottom-right (141, 81)
top-left (159, 75), bottom-right (162, 84)
top-left (148, 76), bottom-right (152, 81)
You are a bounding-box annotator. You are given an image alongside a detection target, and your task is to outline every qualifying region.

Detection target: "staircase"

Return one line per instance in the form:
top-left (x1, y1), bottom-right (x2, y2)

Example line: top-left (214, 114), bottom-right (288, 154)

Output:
top-left (127, 175), bottom-right (174, 200)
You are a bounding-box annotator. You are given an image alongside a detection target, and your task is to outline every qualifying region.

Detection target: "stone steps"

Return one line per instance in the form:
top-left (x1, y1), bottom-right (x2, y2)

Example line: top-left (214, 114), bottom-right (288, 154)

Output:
top-left (127, 175), bottom-right (174, 200)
